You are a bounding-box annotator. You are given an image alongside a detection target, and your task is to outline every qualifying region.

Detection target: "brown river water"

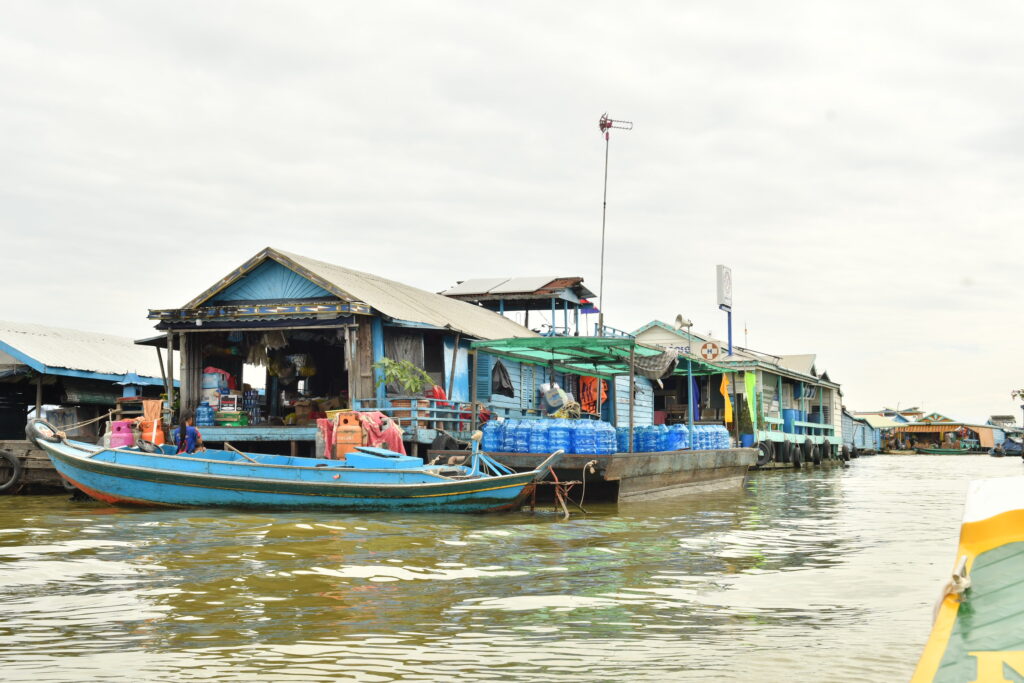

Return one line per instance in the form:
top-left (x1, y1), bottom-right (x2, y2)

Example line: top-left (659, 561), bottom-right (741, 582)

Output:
top-left (0, 454), bottom-right (1018, 681)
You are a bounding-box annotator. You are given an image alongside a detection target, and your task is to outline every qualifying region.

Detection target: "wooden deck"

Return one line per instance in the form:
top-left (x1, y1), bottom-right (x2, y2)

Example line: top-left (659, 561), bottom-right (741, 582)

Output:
top-left (0, 439), bottom-right (67, 492)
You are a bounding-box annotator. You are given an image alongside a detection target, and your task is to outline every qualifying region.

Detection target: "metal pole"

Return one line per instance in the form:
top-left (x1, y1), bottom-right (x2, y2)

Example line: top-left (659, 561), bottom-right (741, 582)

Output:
top-left (598, 131), bottom-right (610, 336)
top-left (34, 374), bottom-right (42, 417)
top-left (727, 310), bottom-right (733, 356)
top-left (628, 345), bottom-right (635, 452)
top-left (687, 359), bottom-right (694, 449)
top-left (733, 372), bottom-right (740, 446)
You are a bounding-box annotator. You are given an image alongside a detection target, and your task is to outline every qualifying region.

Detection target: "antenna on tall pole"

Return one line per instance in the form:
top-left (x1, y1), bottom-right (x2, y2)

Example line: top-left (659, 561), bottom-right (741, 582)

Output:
top-left (597, 112), bottom-right (633, 337)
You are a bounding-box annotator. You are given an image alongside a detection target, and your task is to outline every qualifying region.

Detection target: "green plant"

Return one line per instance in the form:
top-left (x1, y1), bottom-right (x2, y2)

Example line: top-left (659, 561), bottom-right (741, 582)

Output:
top-left (372, 358), bottom-right (434, 395)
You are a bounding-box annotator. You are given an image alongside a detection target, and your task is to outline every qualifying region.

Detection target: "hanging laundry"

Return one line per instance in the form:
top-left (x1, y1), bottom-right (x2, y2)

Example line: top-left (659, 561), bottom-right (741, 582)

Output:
top-left (579, 376), bottom-right (608, 415)
top-left (491, 360), bottom-right (515, 398)
top-left (720, 375), bottom-right (733, 423)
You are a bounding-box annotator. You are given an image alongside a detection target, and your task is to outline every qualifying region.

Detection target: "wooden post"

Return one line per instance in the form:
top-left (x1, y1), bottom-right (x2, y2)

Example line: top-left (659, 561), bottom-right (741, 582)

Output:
top-left (34, 374), bottom-right (42, 416)
top-left (733, 372), bottom-right (740, 447)
top-left (687, 359), bottom-right (695, 449)
top-left (627, 346), bottom-right (635, 453)
top-left (470, 350), bottom-right (479, 432)
top-left (166, 331), bottom-right (175, 419)
top-left (446, 333), bottom-right (461, 400)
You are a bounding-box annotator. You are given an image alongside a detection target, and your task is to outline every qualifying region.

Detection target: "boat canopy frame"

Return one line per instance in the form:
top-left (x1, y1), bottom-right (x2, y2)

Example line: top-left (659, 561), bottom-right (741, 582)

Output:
top-left (469, 336), bottom-right (728, 380)
top-left (468, 336), bottom-right (729, 453)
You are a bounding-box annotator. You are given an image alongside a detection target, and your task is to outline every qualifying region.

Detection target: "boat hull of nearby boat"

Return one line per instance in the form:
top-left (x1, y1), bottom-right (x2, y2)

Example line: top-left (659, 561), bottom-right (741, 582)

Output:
top-left (34, 426), bottom-right (560, 514)
top-left (912, 477), bottom-right (1024, 681)
top-left (915, 447), bottom-right (971, 455)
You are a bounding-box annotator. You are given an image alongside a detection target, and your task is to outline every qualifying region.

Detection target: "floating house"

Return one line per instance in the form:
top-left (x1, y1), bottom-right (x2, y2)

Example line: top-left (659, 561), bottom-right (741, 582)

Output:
top-left (0, 320), bottom-right (170, 441)
top-left (632, 320), bottom-right (844, 460)
top-left (840, 410), bottom-right (901, 453)
top-left (143, 247), bottom-right (533, 453)
top-left (890, 413), bottom-right (998, 451)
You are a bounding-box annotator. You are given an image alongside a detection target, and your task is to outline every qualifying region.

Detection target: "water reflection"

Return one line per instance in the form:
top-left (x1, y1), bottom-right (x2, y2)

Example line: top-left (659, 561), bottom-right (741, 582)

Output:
top-left (0, 455), bottom-right (1018, 681)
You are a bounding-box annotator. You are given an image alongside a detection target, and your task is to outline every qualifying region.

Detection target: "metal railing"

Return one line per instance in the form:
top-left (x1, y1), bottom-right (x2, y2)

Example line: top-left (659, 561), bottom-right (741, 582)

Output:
top-left (352, 398), bottom-right (477, 439)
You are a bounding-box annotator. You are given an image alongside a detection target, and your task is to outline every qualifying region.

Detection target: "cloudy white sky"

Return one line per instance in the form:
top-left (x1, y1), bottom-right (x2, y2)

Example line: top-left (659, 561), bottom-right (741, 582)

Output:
top-left (1, 2), bottom-right (1021, 423)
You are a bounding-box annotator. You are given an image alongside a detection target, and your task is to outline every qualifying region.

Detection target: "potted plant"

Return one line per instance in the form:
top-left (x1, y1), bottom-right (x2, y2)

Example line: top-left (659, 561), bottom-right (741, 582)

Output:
top-left (372, 358), bottom-right (435, 427)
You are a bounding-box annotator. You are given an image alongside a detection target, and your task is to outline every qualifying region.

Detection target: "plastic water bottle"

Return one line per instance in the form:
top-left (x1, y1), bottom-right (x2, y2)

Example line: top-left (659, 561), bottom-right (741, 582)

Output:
top-left (529, 420), bottom-right (549, 453)
top-left (548, 419), bottom-right (570, 453)
top-left (719, 426), bottom-right (730, 449)
top-left (482, 420), bottom-right (503, 452)
top-left (597, 421), bottom-right (616, 454)
top-left (514, 420), bottom-right (532, 453)
top-left (502, 419), bottom-right (519, 452)
top-left (655, 424), bottom-right (669, 452)
top-left (667, 423), bottom-right (687, 451)
top-left (616, 426), bottom-right (629, 452)
top-left (575, 421), bottom-right (597, 455)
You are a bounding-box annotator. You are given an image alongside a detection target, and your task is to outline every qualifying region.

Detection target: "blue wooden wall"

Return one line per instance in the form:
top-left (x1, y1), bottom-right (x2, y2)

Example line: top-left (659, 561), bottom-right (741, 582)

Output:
top-left (210, 260), bottom-right (334, 303)
top-left (841, 411), bottom-right (879, 450)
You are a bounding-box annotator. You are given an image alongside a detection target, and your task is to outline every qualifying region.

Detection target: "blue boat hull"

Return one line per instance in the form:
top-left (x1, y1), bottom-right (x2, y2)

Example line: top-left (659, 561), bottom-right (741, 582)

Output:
top-left (40, 439), bottom-right (556, 513)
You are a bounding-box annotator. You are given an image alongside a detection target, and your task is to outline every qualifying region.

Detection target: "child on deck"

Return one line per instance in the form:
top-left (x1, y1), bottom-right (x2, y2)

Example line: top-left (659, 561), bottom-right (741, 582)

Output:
top-left (176, 410), bottom-right (205, 454)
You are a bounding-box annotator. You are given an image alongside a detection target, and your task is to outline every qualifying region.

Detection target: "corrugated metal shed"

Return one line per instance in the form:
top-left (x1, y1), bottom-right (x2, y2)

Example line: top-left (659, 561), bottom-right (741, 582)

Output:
top-left (205, 249), bottom-right (535, 341)
top-left (0, 320), bottom-right (167, 383)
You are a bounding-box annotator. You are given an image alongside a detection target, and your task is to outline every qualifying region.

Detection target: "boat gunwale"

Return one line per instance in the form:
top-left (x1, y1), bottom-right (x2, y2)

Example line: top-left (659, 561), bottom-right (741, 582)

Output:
top-left (42, 439), bottom-right (546, 494)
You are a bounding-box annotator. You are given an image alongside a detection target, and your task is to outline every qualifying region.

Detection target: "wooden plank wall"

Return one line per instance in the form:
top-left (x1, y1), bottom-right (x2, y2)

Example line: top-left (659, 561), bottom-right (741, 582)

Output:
top-left (613, 375), bottom-right (653, 428)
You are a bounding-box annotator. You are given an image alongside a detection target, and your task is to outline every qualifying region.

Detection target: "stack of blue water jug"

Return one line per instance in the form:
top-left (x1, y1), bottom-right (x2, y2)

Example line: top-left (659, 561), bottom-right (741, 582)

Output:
top-left (195, 402), bottom-right (216, 427)
top-left (479, 418), bottom-right (620, 455)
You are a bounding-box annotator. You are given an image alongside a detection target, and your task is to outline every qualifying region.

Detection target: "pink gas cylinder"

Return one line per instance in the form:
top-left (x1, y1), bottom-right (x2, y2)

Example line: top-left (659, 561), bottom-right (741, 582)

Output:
top-left (109, 420), bottom-right (135, 448)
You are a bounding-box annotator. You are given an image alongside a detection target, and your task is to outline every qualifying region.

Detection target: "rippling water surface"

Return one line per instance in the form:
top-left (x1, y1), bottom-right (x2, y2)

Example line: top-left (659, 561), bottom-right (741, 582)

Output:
top-left (0, 455), bottom-right (1017, 681)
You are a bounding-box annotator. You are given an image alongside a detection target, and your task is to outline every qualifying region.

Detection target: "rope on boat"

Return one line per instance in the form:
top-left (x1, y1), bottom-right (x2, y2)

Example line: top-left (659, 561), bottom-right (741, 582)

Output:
top-left (52, 410), bottom-right (115, 432)
top-left (933, 555), bottom-right (971, 622)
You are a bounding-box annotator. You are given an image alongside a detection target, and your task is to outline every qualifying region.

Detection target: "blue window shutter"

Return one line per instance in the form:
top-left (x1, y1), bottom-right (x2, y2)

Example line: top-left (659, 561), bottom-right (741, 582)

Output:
top-left (475, 352), bottom-right (493, 402)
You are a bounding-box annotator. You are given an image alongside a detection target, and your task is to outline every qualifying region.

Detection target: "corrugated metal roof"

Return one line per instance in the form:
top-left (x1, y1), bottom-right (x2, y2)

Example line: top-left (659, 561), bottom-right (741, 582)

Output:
top-left (441, 278), bottom-right (512, 296)
top-left (778, 354), bottom-right (816, 375)
top-left (489, 276), bottom-right (560, 294)
top-left (270, 249), bottom-right (535, 341)
top-left (0, 320), bottom-right (168, 381)
top-left (860, 415), bottom-right (903, 429)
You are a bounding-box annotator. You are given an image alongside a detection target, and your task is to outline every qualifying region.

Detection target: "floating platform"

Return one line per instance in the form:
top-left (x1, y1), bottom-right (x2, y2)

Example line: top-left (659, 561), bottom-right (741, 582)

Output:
top-left (428, 448), bottom-right (757, 503)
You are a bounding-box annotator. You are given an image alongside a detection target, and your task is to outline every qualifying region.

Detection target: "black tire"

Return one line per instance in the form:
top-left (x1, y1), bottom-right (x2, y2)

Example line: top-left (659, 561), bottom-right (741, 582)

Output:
top-left (0, 450), bottom-right (23, 494)
top-left (62, 477), bottom-right (77, 491)
top-left (841, 445), bottom-right (851, 462)
top-left (850, 444), bottom-right (859, 459)
top-left (812, 446), bottom-right (821, 465)
top-left (778, 441), bottom-right (790, 464)
top-left (136, 439), bottom-right (160, 454)
top-left (26, 419), bottom-right (61, 449)
top-left (791, 442), bottom-right (802, 468)
top-left (802, 438), bottom-right (814, 465)
top-left (822, 439), bottom-right (832, 461)
top-left (756, 441), bottom-right (772, 466)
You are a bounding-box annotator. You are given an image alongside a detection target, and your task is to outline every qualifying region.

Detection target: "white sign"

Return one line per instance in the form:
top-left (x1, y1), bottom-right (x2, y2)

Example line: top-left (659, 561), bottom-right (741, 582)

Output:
top-left (700, 341), bottom-right (720, 361)
top-left (716, 264), bottom-right (733, 311)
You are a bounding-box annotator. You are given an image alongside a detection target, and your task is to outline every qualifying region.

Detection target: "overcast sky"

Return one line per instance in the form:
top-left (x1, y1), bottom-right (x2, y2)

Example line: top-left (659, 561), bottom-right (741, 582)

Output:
top-left (1, 2), bottom-right (1021, 423)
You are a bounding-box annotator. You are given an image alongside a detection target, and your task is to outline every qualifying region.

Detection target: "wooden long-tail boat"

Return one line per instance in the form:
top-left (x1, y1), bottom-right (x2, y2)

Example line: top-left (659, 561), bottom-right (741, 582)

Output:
top-left (29, 419), bottom-right (561, 513)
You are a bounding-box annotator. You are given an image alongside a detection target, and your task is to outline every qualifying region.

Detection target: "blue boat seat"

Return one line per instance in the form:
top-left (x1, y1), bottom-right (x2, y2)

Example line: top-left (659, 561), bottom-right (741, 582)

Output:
top-left (345, 447), bottom-right (423, 469)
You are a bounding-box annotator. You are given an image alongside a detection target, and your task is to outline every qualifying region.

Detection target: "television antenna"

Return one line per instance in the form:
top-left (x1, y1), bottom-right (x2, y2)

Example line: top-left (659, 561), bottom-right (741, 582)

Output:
top-left (597, 113), bottom-right (633, 336)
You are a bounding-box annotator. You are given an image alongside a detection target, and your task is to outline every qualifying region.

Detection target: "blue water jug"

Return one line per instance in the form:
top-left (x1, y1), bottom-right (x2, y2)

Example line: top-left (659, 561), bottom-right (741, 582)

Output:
top-left (529, 420), bottom-right (549, 453)
top-left (667, 423), bottom-right (686, 450)
top-left (593, 421), bottom-right (611, 454)
top-left (514, 420), bottom-right (532, 453)
top-left (548, 419), bottom-right (570, 453)
top-left (196, 402), bottom-right (215, 427)
top-left (654, 424), bottom-right (669, 452)
top-left (616, 426), bottom-right (629, 452)
top-left (578, 420), bottom-right (597, 455)
top-left (482, 420), bottom-right (503, 452)
top-left (718, 426), bottom-right (730, 449)
top-left (602, 422), bottom-right (618, 454)
top-left (502, 419), bottom-right (519, 452)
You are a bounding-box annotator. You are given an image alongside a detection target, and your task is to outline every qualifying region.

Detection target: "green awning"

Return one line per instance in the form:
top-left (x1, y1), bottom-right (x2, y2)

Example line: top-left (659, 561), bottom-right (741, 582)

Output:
top-left (470, 336), bottom-right (729, 380)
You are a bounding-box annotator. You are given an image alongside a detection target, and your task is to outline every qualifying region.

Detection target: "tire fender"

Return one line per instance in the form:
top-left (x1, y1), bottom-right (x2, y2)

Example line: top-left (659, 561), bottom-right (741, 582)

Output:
top-left (0, 450), bottom-right (23, 494)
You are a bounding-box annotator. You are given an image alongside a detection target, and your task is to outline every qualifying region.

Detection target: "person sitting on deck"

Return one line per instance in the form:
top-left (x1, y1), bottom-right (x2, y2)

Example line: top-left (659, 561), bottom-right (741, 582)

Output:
top-left (176, 410), bottom-right (205, 454)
